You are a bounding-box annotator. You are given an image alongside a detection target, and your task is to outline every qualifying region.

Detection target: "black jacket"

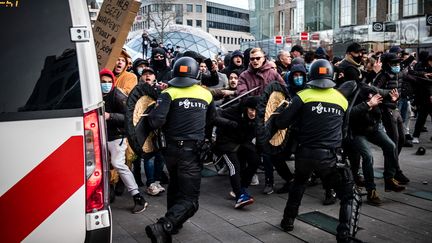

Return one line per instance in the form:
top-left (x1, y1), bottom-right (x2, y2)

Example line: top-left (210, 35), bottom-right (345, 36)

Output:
top-left (337, 59), bottom-right (364, 84)
top-left (275, 60), bottom-right (290, 76)
top-left (104, 87), bottom-right (128, 141)
top-left (214, 102), bottom-right (256, 152)
top-left (410, 61), bottom-right (432, 104)
top-left (373, 70), bottom-right (399, 109)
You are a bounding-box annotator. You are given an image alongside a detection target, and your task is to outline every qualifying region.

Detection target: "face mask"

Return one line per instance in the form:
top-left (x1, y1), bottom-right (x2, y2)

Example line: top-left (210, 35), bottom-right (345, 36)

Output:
top-left (391, 66), bottom-right (401, 74)
top-left (101, 83), bottom-right (112, 93)
top-left (305, 64), bottom-right (311, 72)
top-left (137, 67), bottom-right (143, 76)
top-left (293, 76), bottom-right (304, 86)
top-left (353, 55), bottom-right (362, 63)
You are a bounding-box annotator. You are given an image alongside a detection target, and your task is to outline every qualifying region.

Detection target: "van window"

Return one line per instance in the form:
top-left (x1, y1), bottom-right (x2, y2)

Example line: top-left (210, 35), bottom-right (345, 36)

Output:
top-left (0, 1), bottom-right (82, 116)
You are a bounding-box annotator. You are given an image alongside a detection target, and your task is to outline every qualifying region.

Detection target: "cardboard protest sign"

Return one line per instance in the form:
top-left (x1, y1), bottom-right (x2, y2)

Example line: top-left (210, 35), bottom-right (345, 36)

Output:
top-left (93, 0), bottom-right (140, 69)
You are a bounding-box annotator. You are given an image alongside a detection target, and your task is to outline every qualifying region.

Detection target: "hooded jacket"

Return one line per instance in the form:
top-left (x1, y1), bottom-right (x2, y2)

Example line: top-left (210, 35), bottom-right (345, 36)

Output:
top-left (237, 60), bottom-right (285, 96)
top-left (100, 69), bottom-right (128, 141)
top-left (132, 58), bottom-right (149, 79)
top-left (221, 50), bottom-right (245, 76)
top-left (150, 48), bottom-right (172, 83)
top-left (286, 64), bottom-right (307, 98)
top-left (113, 50), bottom-right (137, 95)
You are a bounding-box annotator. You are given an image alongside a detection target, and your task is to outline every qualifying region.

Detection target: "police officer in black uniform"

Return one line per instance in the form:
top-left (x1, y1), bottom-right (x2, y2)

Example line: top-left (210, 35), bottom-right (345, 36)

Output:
top-left (271, 59), bottom-right (359, 243)
top-left (145, 57), bottom-right (217, 243)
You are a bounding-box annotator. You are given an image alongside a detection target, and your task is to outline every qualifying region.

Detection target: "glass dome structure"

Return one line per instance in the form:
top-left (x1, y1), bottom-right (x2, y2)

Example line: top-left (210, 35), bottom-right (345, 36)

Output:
top-left (125, 24), bottom-right (226, 60)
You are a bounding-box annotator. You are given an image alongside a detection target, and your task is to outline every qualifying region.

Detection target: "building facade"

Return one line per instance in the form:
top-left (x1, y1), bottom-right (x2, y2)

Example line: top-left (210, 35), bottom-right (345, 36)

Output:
top-left (125, 0), bottom-right (253, 52)
top-left (247, 0), bottom-right (432, 57)
top-left (207, 1), bottom-right (254, 51)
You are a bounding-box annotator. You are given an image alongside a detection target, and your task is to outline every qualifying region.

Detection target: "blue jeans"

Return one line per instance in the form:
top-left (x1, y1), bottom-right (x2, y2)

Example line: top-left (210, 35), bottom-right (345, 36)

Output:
top-left (143, 151), bottom-right (165, 186)
top-left (398, 98), bottom-right (409, 123)
top-left (352, 125), bottom-right (398, 191)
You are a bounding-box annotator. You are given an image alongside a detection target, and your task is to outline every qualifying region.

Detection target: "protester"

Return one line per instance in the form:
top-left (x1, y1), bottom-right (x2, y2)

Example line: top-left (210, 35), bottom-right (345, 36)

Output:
top-left (100, 68), bottom-right (148, 214)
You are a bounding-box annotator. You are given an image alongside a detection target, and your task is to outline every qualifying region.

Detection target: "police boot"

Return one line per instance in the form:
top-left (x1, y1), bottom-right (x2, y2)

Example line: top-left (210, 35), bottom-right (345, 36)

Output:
top-left (145, 219), bottom-right (173, 243)
top-left (337, 198), bottom-right (359, 243)
top-left (323, 189), bottom-right (337, 205)
top-left (281, 205), bottom-right (297, 231)
top-left (280, 217), bottom-right (295, 232)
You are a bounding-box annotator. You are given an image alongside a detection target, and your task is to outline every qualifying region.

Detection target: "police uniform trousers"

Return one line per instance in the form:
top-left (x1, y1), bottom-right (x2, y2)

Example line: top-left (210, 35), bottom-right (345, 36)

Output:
top-left (160, 140), bottom-right (202, 229)
top-left (283, 146), bottom-right (355, 240)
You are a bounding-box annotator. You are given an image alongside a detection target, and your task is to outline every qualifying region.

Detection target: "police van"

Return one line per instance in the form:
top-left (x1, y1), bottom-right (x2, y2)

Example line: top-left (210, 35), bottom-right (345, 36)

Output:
top-left (0, 1), bottom-right (111, 242)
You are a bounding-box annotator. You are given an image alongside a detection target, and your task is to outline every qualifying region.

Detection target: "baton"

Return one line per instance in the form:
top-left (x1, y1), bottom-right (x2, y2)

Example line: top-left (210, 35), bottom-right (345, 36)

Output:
top-left (219, 86), bottom-right (260, 109)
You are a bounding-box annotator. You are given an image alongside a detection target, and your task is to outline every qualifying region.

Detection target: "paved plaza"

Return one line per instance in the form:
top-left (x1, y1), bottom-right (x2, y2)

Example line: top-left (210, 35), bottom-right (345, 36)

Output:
top-left (112, 120), bottom-right (432, 243)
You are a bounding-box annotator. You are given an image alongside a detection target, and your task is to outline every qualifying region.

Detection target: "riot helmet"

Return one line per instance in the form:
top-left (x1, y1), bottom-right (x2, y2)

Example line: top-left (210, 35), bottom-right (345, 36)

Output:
top-left (307, 59), bottom-right (335, 88)
top-left (169, 56), bottom-right (199, 87)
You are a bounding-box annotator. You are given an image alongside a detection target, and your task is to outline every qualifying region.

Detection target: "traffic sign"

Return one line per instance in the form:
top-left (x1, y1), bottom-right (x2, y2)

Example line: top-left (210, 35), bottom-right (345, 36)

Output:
top-left (311, 33), bottom-right (319, 40)
top-left (372, 22), bottom-right (384, 32)
top-left (385, 22), bottom-right (396, 32)
top-left (427, 14), bottom-right (432, 26)
top-left (274, 35), bottom-right (283, 44)
top-left (300, 32), bottom-right (309, 40)
top-left (285, 36), bottom-right (292, 44)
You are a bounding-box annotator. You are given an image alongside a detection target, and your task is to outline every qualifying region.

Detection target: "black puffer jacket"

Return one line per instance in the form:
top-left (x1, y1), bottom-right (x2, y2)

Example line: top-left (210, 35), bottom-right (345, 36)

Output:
top-left (373, 69), bottom-right (399, 109)
top-left (104, 87), bottom-right (128, 141)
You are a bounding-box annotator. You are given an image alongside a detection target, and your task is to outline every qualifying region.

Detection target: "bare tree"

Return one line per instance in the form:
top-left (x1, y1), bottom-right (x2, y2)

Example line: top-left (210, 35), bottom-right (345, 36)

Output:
top-left (146, 0), bottom-right (177, 43)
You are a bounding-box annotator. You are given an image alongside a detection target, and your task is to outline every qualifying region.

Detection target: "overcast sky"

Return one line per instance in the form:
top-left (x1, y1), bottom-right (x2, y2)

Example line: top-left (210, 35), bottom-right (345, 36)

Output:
top-left (208, 0), bottom-right (249, 10)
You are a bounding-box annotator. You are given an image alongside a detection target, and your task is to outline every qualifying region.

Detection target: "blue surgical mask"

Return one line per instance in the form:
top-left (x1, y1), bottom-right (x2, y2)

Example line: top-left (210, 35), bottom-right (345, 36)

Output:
top-left (137, 67), bottom-right (144, 76)
top-left (293, 76), bottom-right (304, 86)
top-left (391, 65), bottom-right (400, 74)
top-left (101, 83), bottom-right (112, 93)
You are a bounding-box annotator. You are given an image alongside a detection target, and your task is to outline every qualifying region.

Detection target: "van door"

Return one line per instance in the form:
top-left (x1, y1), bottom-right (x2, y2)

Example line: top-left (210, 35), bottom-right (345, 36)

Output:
top-left (0, 1), bottom-right (111, 242)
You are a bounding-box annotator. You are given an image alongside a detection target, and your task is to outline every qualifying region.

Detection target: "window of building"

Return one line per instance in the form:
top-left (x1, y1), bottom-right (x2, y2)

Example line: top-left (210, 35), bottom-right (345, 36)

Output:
top-left (196, 20), bottom-right (202, 28)
top-left (223, 37), bottom-right (226, 43)
top-left (340, 0), bottom-right (356, 26)
top-left (368, 0), bottom-right (377, 21)
top-left (290, 8), bottom-right (296, 33)
top-left (270, 0), bottom-right (274, 8)
top-left (196, 4), bottom-right (202, 13)
top-left (261, 0), bottom-right (265, 10)
top-left (187, 19), bottom-right (193, 26)
top-left (186, 4), bottom-right (193, 12)
top-left (403, 0), bottom-right (423, 16)
top-left (269, 13), bottom-right (274, 37)
top-left (174, 4), bottom-right (183, 15)
top-left (388, 0), bottom-right (399, 21)
top-left (279, 11), bottom-right (285, 36)
top-left (176, 17), bottom-right (183, 25)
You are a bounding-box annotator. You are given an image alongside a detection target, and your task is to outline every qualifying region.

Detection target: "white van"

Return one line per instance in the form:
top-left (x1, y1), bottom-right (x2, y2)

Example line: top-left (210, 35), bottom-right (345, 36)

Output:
top-left (0, 1), bottom-right (112, 242)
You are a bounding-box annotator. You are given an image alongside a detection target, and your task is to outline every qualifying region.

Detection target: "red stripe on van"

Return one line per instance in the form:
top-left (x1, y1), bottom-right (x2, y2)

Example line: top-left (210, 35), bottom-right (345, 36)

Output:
top-left (0, 136), bottom-right (84, 243)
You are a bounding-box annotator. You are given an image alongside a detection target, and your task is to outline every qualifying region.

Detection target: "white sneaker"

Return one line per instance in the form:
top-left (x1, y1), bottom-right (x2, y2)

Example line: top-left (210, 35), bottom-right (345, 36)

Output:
top-left (229, 191), bottom-right (236, 199)
top-left (155, 181), bottom-right (165, 192)
top-left (146, 183), bottom-right (161, 196)
top-left (412, 137), bottom-right (419, 144)
top-left (250, 174), bottom-right (259, 186)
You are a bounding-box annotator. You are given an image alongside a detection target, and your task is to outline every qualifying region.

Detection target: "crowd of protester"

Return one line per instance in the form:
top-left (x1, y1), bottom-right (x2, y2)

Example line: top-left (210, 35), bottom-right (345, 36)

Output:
top-left (99, 40), bottom-right (432, 242)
